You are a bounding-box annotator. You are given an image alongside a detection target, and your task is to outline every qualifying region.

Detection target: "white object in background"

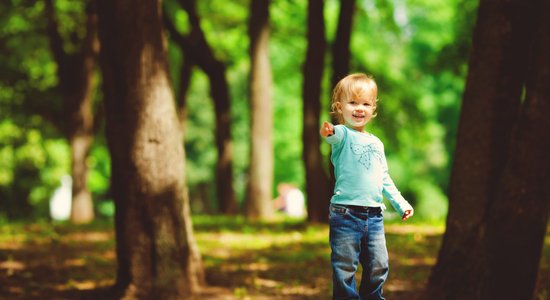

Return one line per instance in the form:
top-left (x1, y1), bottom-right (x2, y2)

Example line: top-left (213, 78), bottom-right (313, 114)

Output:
top-left (285, 188), bottom-right (306, 218)
top-left (49, 175), bottom-right (72, 221)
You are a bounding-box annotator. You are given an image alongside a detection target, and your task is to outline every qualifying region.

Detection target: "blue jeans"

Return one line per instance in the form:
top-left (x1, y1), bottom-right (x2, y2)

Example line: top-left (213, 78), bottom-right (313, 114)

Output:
top-left (329, 204), bottom-right (389, 300)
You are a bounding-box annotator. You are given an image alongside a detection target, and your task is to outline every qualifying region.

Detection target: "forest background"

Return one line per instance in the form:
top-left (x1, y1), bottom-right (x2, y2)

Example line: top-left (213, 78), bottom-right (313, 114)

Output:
top-left (0, 0), bottom-right (465, 222)
top-left (1, 0), bottom-right (549, 299)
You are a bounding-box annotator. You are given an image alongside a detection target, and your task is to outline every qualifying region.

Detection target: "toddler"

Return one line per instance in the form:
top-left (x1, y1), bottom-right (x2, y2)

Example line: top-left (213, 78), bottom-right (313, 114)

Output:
top-left (320, 73), bottom-right (414, 300)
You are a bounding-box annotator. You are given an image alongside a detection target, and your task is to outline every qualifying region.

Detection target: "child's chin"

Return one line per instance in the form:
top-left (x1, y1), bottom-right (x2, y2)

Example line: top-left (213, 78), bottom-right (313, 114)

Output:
top-left (348, 119), bottom-right (366, 126)
top-left (345, 122), bottom-right (366, 129)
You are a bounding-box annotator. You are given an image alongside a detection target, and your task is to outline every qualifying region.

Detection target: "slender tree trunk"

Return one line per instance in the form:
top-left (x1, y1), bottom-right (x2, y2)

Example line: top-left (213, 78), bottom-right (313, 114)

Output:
top-left (245, 0), bottom-right (274, 219)
top-left (69, 128), bottom-right (94, 223)
top-left (164, 0), bottom-right (238, 214)
top-left (331, 0), bottom-right (355, 88)
top-left (68, 9), bottom-right (97, 222)
top-left (210, 68), bottom-right (237, 214)
top-left (425, 0), bottom-right (546, 298)
top-left (303, 0), bottom-right (330, 223)
top-left (45, 0), bottom-right (97, 223)
top-left (485, 4), bottom-right (550, 298)
top-left (96, 0), bottom-right (204, 298)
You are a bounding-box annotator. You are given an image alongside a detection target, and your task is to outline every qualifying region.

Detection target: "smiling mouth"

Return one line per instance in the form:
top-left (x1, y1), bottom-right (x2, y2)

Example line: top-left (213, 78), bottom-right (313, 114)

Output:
top-left (352, 114), bottom-right (365, 118)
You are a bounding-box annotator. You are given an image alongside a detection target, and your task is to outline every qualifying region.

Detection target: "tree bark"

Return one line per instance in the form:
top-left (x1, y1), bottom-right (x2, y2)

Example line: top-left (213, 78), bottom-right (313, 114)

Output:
top-left (485, 3), bottom-right (550, 297)
top-left (45, 0), bottom-right (97, 223)
top-left (96, 0), bottom-right (204, 298)
top-left (245, 0), bottom-right (274, 219)
top-left (303, 0), bottom-right (330, 223)
top-left (425, 0), bottom-right (547, 298)
top-left (331, 0), bottom-right (356, 89)
top-left (164, 0), bottom-right (238, 214)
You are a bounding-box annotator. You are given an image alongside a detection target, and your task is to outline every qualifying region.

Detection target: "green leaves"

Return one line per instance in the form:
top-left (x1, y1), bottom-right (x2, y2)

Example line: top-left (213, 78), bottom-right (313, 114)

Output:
top-left (0, 0), bottom-right (476, 220)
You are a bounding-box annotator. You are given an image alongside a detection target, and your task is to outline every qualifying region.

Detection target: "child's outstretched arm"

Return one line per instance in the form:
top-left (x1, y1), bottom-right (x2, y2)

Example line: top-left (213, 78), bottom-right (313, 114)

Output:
top-left (320, 121), bottom-right (334, 137)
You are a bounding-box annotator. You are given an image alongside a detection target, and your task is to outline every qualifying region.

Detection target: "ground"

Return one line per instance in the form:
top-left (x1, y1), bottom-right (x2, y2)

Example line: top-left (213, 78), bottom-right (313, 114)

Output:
top-left (0, 217), bottom-right (548, 299)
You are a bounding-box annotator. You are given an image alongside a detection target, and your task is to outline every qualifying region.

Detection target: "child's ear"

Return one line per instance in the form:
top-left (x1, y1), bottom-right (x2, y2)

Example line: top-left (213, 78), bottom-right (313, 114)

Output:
top-left (335, 102), bottom-right (343, 113)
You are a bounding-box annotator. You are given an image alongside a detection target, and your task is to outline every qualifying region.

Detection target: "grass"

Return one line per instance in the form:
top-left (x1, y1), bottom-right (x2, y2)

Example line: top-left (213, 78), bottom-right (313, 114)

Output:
top-left (0, 216), bottom-right (547, 299)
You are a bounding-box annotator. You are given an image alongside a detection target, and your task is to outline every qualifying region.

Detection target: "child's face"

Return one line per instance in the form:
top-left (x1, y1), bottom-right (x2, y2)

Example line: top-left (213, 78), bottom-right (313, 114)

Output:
top-left (336, 97), bottom-right (376, 131)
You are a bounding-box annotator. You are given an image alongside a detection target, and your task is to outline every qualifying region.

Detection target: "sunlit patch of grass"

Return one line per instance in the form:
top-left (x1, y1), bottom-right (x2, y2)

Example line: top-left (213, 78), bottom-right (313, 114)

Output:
top-left (195, 217), bottom-right (327, 256)
top-left (1, 218), bottom-right (547, 299)
top-left (0, 224), bottom-right (25, 246)
top-left (194, 216), bottom-right (332, 298)
top-left (0, 219), bottom-right (117, 299)
top-left (195, 217), bottom-right (449, 298)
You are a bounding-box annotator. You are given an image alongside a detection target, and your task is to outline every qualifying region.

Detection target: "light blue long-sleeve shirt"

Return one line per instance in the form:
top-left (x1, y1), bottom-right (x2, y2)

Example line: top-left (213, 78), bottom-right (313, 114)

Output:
top-left (325, 125), bottom-right (413, 216)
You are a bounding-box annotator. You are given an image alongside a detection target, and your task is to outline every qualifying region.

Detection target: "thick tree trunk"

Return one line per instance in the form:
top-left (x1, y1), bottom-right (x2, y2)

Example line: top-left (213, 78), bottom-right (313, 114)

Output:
top-left (485, 5), bottom-right (550, 298)
top-left (425, 0), bottom-right (546, 298)
top-left (45, 0), bottom-right (96, 223)
top-left (96, 0), bottom-right (204, 298)
top-left (303, 0), bottom-right (330, 223)
top-left (245, 0), bottom-right (274, 219)
top-left (164, 1), bottom-right (238, 214)
top-left (331, 0), bottom-right (355, 88)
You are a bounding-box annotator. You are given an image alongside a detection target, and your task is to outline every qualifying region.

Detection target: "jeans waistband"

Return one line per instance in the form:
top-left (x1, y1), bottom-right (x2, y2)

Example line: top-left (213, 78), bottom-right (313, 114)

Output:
top-left (334, 204), bottom-right (382, 213)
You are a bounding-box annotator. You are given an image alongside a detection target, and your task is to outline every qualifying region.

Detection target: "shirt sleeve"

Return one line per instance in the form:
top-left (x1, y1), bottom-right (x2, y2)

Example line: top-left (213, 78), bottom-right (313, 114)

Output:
top-left (325, 125), bottom-right (345, 144)
top-left (380, 144), bottom-right (414, 217)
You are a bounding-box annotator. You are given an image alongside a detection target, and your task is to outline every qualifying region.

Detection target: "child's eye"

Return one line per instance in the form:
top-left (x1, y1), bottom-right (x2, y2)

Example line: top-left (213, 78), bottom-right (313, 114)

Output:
top-left (349, 101), bottom-right (356, 105)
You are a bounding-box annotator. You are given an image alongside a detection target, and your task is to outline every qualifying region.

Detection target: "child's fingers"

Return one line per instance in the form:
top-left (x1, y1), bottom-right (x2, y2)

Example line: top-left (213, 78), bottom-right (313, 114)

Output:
top-left (324, 121), bottom-right (333, 132)
top-left (320, 121), bottom-right (334, 137)
top-left (402, 210), bottom-right (413, 221)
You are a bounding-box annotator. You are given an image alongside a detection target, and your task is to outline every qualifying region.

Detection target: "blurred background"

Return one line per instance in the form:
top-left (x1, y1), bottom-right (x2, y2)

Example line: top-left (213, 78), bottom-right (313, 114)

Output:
top-left (2, 0), bottom-right (549, 299)
top-left (0, 0), bottom-right (474, 223)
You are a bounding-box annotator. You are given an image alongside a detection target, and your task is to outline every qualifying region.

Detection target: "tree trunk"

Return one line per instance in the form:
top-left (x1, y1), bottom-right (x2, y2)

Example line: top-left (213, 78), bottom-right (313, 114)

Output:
top-left (331, 0), bottom-right (355, 88)
top-left (69, 132), bottom-right (94, 223)
top-left (485, 4), bottom-right (550, 298)
top-left (425, 0), bottom-right (546, 298)
top-left (96, 0), bottom-right (204, 298)
top-left (210, 68), bottom-right (237, 214)
top-left (164, 0), bottom-right (238, 214)
top-left (303, 0), bottom-right (330, 223)
top-left (45, 0), bottom-right (97, 223)
top-left (245, 0), bottom-right (274, 219)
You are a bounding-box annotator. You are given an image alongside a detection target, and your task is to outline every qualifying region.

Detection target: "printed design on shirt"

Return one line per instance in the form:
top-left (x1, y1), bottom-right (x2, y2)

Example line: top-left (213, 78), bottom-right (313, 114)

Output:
top-left (350, 143), bottom-right (383, 170)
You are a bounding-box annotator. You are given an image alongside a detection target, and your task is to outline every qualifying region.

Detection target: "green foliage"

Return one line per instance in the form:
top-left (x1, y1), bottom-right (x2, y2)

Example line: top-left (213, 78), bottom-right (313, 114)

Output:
top-left (169, 0), bottom-right (310, 205)
top-left (270, 0), bottom-right (307, 190)
top-left (197, 0), bottom-right (249, 65)
top-left (1, 0), bottom-right (478, 220)
top-left (50, 0), bottom-right (88, 54)
top-left (183, 71), bottom-right (218, 187)
top-left (87, 139), bottom-right (112, 217)
top-left (0, 1), bottom-right (80, 219)
top-left (0, 117), bottom-right (67, 219)
top-left (87, 143), bottom-right (110, 198)
top-left (342, 0), bottom-right (475, 219)
top-left (0, 2), bottom-right (57, 91)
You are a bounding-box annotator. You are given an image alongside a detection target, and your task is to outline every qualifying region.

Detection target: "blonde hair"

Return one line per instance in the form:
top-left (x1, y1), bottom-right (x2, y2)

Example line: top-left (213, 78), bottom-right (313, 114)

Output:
top-left (330, 73), bottom-right (378, 124)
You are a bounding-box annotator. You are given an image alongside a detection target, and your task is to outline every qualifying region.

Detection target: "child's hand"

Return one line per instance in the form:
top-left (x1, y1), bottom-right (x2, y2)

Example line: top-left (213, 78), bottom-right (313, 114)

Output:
top-left (402, 210), bottom-right (414, 221)
top-left (320, 121), bottom-right (334, 137)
